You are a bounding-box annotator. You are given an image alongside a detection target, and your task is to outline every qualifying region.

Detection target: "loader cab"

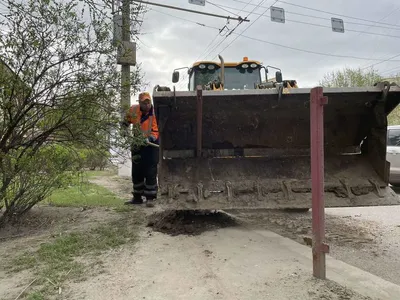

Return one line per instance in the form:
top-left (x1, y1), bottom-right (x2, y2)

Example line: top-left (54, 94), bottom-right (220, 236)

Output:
top-left (190, 60), bottom-right (263, 91)
top-left (172, 59), bottom-right (266, 91)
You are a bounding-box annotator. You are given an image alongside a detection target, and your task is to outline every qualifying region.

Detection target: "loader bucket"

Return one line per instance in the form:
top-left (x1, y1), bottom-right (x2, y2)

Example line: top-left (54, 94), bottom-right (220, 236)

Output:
top-left (153, 84), bottom-right (400, 210)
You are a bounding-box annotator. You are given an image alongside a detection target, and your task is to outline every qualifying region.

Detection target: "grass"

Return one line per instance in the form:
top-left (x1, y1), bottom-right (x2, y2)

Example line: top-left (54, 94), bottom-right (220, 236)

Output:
top-left (26, 292), bottom-right (45, 300)
top-left (43, 169), bottom-right (123, 208)
top-left (45, 182), bottom-right (122, 207)
top-left (84, 169), bottom-right (117, 178)
top-left (5, 168), bottom-right (143, 299)
top-left (7, 213), bottom-right (143, 299)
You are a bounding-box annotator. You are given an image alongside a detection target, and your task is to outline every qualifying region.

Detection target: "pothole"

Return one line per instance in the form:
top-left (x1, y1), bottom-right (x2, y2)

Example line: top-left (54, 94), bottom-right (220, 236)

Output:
top-left (147, 210), bottom-right (238, 236)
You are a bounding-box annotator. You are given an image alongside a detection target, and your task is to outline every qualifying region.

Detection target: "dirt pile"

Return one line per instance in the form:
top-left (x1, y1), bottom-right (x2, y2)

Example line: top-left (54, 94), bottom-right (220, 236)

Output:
top-left (147, 210), bottom-right (238, 236)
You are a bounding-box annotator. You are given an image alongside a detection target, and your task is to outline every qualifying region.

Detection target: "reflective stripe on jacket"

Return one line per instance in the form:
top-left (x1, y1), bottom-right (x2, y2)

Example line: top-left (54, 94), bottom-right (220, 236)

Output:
top-left (126, 105), bottom-right (159, 140)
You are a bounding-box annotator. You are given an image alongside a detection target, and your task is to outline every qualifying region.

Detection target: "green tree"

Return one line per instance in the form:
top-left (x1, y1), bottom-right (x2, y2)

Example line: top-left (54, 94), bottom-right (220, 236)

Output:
top-left (319, 67), bottom-right (400, 125)
top-left (381, 74), bottom-right (400, 125)
top-left (0, 0), bottom-right (146, 224)
top-left (319, 67), bottom-right (383, 87)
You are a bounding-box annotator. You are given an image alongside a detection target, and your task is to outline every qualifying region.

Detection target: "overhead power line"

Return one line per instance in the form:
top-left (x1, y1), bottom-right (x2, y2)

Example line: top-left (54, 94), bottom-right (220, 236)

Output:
top-left (176, 26), bottom-right (224, 90)
top-left (236, 34), bottom-right (400, 62)
top-left (213, 3), bottom-right (400, 39)
top-left (149, 7), bottom-right (212, 28)
top-left (313, 6), bottom-right (400, 69)
top-left (357, 6), bottom-right (400, 69)
top-left (278, 0), bottom-right (400, 28)
top-left (132, 0), bottom-right (249, 22)
top-left (280, 21), bottom-right (400, 40)
top-left (211, 0), bottom-right (278, 60)
top-left (278, 10), bottom-right (400, 31)
top-left (361, 53), bottom-right (400, 70)
top-left (228, 0), bottom-right (400, 29)
top-left (176, 0), bottom-right (265, 90)
top-left (176, 0), bottom-right (255, 90)
top-left (194, 31), bottom-right (223, 62)
top-left (202, 0), bottom-right (255, 60)
top-left (201, 0), bottom-right (261, 60)
top-left (380, 65), bottom-right (400, 76)
top-left (206, 1), bottom-right (241, 17)
top-left (149, 8), bottom-right (400, 63)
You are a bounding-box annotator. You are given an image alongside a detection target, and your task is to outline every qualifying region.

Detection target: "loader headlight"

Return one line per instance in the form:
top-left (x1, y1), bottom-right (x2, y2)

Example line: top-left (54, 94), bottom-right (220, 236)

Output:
top-left (207, 64), bottom-right (215, 70)
top-left (241, 63), bottom-right (249, 69)
top-left (199, 64), bottom-right (206, 69)
top-left (250, 63), bottom-right (258, 68)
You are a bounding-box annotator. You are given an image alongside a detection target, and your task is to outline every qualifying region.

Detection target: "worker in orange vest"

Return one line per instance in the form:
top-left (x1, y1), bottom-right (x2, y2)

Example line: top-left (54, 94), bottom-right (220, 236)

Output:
top-left (122, 91), bottom-right (159, 207)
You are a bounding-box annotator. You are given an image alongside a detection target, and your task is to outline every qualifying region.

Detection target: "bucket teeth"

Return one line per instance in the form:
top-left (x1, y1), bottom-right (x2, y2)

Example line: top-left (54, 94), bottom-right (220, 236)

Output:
top-left (255, 182), bottom-right (263, 200)
top-left (281, 181), bottom-right (293, 201)
top-left (197, 183), bottom-right (204, 200)
top-left (225, 181), bottom-right (233, 201)
top-left (339, 179), bottom-right (355, 202)
top-left (368, 179), bottom-right (384, 198)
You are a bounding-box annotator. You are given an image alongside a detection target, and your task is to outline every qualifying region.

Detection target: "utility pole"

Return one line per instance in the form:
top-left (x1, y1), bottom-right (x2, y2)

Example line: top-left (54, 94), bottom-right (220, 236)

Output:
top-left (114, 0), bottom-right (136, 119)
top-left (114, 0), bottom-right (136, 177)
top-left (121, 0), bottom-right (131, 119)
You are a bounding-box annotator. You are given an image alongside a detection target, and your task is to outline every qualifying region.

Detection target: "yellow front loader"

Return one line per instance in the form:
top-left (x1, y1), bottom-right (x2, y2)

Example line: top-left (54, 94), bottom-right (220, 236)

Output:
top-left (152, 56), bottom-right (400, 211)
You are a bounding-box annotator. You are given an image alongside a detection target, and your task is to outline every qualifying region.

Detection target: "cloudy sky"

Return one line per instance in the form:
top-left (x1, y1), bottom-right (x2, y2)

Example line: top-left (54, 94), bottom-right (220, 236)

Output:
top-left (131, 0), bottom-right (400, 95)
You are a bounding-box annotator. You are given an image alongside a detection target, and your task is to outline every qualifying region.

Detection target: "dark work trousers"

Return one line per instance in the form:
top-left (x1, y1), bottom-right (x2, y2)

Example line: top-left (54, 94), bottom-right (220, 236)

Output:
top-left (131, 143), bottom-right (159, 200)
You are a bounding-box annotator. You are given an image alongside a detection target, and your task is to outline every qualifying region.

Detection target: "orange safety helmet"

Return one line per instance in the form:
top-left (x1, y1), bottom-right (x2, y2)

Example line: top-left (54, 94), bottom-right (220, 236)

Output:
top-left (138, 92), bottom-right (151, 102)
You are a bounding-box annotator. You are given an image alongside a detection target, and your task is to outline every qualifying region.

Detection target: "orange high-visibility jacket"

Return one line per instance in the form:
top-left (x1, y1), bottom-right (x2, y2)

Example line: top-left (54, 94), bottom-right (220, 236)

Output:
top-left (126, 104), bottom-right (159, 140)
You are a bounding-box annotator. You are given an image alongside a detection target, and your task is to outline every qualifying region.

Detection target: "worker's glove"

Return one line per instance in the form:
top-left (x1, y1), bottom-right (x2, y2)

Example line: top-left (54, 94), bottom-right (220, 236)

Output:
top-left (147, 136), bottom-right (156, 143)
top-left (119, 121), bottom-right (130, 138)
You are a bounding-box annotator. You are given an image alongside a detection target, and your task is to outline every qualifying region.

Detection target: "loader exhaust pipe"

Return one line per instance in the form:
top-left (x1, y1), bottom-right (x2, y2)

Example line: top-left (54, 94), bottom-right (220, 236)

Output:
top-left (218, 54), bottom-right (225, 89)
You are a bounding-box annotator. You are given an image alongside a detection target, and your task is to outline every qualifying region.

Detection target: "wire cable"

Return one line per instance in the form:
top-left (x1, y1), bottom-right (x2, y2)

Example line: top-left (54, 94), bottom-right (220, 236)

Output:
top-left (176, 31), bottom-right (221, 89)
top-left (282, 10), bottom-right (400, 31)
top-left (193, 0), bottom-right (254, 64)
top-left (211, 3), bottom-right (400, 39)
top-left (146, 7), bottom-right (219, 90)
top-left (228, 0), bottom-right (400, 29)
top-left (278, 0), bottom-right (400, 29)
top-left (312, 5), bottom-right (400, 68)
top-left (361, 53), bottom-right (400, 71)
top-left (380, 65), bottom-right (400, 76)
top-left (175, 0), bottom-right (256, 90)
top-left (218, 2), bottom-right (400, 31)
top-left (206, 1), bottom-right (241, 17)
top-left (175, 0), bottom-right (255, 90)
top-left (211, 0), bottom-right (278, 60)
top-left (357, 6), bottom-right (400, 69)
top-left (149, 8), bottom-right (400, 63)
top-left (148, 7), bottom-right (214, 28)
top-left (203, 0), bottom-right (267, 60)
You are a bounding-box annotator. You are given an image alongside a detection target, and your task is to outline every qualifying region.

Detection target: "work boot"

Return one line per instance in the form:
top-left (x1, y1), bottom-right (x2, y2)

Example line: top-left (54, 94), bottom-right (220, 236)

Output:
top-left (145, 198), bottom-right (155, 207)
top-left (124, 195), bottom-right (143, 205)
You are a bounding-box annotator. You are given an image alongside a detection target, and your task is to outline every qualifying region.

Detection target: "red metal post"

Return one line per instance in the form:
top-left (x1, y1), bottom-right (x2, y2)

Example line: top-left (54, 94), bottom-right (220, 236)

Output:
top-left (310, 86), bottom-right (329, 279)
top-left (196, 85), bottom-right (203, 158)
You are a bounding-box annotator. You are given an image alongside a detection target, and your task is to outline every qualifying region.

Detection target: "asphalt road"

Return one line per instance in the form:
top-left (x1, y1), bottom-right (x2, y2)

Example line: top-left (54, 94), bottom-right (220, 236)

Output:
top-left (230, 199), bottom-right (400, 286)
top-left (325, 204), bottom-right (400, 285)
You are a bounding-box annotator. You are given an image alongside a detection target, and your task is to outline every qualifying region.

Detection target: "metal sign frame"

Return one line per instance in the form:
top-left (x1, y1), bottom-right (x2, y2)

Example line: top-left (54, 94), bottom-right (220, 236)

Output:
top-left (331, 17), bottom-right (345, 33)
top-left (270, 6), bottom-right (285, 23)
top-left (189, 0), bottom-right (205, 6)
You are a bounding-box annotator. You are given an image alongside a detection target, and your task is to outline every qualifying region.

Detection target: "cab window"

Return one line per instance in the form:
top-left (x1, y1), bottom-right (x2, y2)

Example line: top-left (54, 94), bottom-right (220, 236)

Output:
top-left (388, 129), bottom-right (400, 146)
top-left (189, 71), bottom-right (195, 91)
